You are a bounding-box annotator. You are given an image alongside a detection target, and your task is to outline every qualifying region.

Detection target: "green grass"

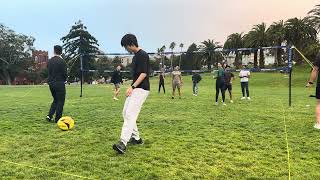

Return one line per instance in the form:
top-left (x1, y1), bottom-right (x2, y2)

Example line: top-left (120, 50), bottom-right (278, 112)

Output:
top-left (1, 69), bottom-right (320, 179)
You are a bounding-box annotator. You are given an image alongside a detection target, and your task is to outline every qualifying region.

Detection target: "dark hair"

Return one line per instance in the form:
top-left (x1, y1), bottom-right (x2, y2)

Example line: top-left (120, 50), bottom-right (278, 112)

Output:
top-left (54, 45), bottom-right (62, 55)
top-left (121, 34), bottom-right (138, 47)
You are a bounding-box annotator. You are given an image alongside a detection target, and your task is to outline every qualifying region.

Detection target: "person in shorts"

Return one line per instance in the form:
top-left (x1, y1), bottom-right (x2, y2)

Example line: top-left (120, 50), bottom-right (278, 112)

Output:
top-left (111, 65), bottom-right (123, 101)
top-left (172, 66), bottom-right (183, 99)
top-left (224, 65), bottom-right (235, 103)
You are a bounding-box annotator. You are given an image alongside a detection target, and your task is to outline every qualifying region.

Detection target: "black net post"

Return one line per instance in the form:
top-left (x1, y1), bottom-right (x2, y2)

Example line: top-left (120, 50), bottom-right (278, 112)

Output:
top-left (288, 46), bottom-right (293, 107)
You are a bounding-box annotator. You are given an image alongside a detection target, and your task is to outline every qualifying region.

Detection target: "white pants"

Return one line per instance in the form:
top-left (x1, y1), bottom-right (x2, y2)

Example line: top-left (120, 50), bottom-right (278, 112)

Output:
top-left (120, 88), bottom-right (149, 145)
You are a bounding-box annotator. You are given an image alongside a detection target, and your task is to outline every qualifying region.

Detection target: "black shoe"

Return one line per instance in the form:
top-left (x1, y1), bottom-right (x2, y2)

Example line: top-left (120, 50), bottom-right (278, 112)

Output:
top-left (113, 142), bottom-right (126, 154)
top-left (46, 116), bottom-right (52, 122)
top-left (172, 97), bottom-right (174, 99)
top-left (128, 137), bottom-right (143, 145)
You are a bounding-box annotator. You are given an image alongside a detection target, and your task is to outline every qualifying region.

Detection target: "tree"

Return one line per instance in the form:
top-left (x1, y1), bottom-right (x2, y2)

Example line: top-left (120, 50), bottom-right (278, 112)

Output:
top-left (308, 4), bottom-right (320, 31)
top-left (179, 43), bottom-right (184, 68)
top-left (160, 45), bottom-right (166, 69)
top-left (0, 24), bottom-right (35, 85)
top-left (61, 20), bottom-right (99, 82)
top-left (244, 23), bottom-right (268, 68)
top-left (267, 20), bottom-right (286, 66)
top-left (284, 17), bottom-right (317, 64)
top-left (169, 42), bottom-right (176, 69)
top-left (224, 33), bottom-right (244, 68)
top-left (181, 43), bottom-right (199, 70)
top-left (199, 39), bottom-right (222, 70)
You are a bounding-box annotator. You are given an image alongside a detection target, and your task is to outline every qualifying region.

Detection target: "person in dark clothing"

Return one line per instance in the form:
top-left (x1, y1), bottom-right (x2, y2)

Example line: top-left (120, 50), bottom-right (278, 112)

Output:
top-left (306, 54), bottom-right (320, 129)
top-left (215, 63), bottom-right (226, 106)
top-left (158, 69), bottom-right (165, 94)
top-left (192, 72), bottom-right (202, 96)
top-left (111, 65), bottom-right (123, 101)
top-left (46, 45), bottom-right (67, 123)
top-left (224, 65), bottom-right (235, 103)
top-left (113, 34), bottom-right (150, 154)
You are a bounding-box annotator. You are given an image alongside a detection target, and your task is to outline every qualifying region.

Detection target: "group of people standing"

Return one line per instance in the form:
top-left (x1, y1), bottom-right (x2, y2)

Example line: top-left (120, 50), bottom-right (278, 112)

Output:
top-left (214, 63), bottom-right (251, 106)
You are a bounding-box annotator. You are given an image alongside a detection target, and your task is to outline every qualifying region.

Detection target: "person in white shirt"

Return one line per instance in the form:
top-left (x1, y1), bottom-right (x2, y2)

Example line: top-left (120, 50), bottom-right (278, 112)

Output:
top-left (239, 65), bottom-right (251, 100)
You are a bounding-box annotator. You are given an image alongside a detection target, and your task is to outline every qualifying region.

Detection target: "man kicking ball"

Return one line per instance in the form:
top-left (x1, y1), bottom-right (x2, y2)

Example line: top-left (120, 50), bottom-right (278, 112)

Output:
top-left (113, 34), bottom-right (150, 154)
top-left (46, 45), bottom-right (67, 123)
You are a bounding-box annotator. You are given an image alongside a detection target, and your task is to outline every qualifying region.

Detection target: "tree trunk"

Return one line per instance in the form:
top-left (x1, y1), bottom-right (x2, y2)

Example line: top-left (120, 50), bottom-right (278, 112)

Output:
top-left (259, 49), bottom-right (265, 68)
top-left (207, 56), bottom-right (212, 71)
top-left (2, 69), bottom-right (11, 85)
top-left (253, 50), bottom-right (258, 68)
top-left (235, 51), bottom-right (241, 68)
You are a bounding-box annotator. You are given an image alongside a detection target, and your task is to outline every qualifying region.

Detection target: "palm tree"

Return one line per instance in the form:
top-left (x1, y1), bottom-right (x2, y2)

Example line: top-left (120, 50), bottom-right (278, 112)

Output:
top-left (179, 43), bottom-right (184, 68)
top-left (267, 20), bottom-right (285, 66)
top-left (285, 17), bottom-right (317, 49)
top-left (244, 23), bottom-right (268, 68)
top-left (199, 39), bottom-right (222, 70)
top-left (169, 42), bottom-right (176, 69)
top-left (160, 45), bottom-right (166, 69)
top-left (308, 4), bottom-right (320, 31)
top-left (284, 17), bottom-right (318, 64)
top-left (224, 33), bottom-right (244, 68)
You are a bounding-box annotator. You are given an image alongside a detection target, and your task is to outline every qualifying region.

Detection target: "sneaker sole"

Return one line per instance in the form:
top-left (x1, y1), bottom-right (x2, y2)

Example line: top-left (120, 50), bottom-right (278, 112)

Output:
top-left (112, 144), bottom-right (125, 154)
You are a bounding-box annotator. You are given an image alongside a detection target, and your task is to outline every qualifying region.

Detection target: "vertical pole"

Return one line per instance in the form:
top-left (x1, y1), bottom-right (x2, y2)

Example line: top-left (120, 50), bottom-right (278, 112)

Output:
top-left (80, 54), bottom-right (83, 97)
top-left (288, 46), bottom-right (293, 107)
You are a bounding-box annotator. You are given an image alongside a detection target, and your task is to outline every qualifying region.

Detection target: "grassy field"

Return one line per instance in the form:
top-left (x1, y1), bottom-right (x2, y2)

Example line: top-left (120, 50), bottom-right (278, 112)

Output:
top-left (1, 69), bottom-right (320, 179)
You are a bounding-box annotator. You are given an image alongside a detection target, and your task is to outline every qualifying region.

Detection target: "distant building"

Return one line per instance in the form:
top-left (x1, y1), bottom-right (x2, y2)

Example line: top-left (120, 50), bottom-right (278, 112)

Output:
top-left (120, 56), bottom-right (132, 67)
top-left (32, 50), bottom-right (48, 70)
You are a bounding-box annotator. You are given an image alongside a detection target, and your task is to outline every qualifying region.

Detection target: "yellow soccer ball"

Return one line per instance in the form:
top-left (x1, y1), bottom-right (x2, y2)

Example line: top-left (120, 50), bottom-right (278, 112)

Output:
top-left (57, 116), bottom-right (75, 131)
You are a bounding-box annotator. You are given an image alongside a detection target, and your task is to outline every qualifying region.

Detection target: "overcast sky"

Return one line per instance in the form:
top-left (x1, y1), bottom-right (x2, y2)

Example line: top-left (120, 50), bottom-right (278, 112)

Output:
top-left (0, 0), bottom-right (318, 56)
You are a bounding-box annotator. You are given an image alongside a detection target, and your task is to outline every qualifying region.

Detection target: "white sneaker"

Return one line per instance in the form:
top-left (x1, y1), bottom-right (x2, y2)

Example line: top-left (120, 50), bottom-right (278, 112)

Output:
top-left (241, 97), bottom-right (246, 100)
top-left (230, 100), bottom-right (234, 103)
top-left (113, 97), bottom-right (119, 101)
top-left (222, 103), bottom-right (227, 106)
top-left (195, 94), bottom-right (198, 97)
top-left (193, 94), bottom-right (195, 96)
top-left (247, 97), bottom-right (251, 100)
top-left (314, 123), bottom-right (320, 129)
top-left (215, 102), bottom-right (219, 106)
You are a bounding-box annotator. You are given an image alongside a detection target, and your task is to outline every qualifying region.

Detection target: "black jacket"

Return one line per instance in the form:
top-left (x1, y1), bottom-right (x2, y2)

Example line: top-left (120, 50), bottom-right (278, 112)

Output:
top-left (47, 56), bottom-right (67, 83)
top-left (192, 73), bottom-right (202, 83)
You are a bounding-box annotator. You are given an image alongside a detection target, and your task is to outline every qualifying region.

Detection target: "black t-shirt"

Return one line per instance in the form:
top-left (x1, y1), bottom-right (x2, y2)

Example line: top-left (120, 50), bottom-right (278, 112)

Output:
top-left (131, 49), bottom-right (150, 90)
top-left (111, 70), bottom-right (123, 84)
top-left (224, 71), bottom-right (234, 85)
top-left (159, 73), bottom-right (164, 82)
top-left (47, 56), bottom-right (67, 83)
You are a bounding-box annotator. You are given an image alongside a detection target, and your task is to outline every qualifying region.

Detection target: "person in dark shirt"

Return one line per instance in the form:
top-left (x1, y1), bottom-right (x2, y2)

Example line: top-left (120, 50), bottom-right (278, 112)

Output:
top-left (214, 63), bottom-right (226, 106)
top-left (306, 54), bottom-right (320, 129)
top-left (111, 65), bottom-right (123, 101)
top-left (113, 34), bottom-right (150, 154)
top-left (192, 72), bottom-right (202, 96)
top-left (224, 65), bottom-right (235, 103)
top-left (158, 69), bottom-right (165, 94)
top-left (46, 45), bottom-right (67, 123)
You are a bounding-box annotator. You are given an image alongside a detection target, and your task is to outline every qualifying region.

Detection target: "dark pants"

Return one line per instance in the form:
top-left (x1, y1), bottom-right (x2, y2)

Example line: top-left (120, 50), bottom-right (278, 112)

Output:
top-left (48, 81), bottom-right (66, 122)
top-left (158, 81), bottom-right (165, 94)
top-left (216, 79), bottom-right (225, 102)
top-left (241, 82), bottom-right (250, 97)
top-left (193, 82), bottom-right (199, 95)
